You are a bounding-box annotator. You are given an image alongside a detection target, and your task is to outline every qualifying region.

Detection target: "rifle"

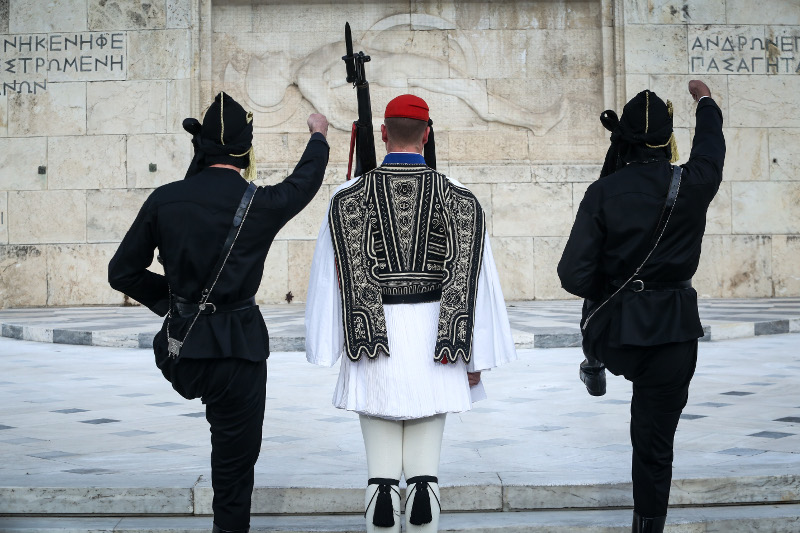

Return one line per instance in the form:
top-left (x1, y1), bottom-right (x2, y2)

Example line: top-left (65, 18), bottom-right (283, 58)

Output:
top-left (342, 22), bottom-right (376, 180)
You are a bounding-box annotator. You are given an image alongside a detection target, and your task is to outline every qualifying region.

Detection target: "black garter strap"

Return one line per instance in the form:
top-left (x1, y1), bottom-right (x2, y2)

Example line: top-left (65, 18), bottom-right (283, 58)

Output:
top-left (405, 476), bottom-right (441, 526)
top-left (366, 478), bottom-right (400, 527)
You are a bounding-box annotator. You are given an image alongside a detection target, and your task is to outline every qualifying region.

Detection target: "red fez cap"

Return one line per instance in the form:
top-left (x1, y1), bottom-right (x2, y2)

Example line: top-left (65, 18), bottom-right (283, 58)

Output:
top-left (384, 94), bottom-right (429, 122)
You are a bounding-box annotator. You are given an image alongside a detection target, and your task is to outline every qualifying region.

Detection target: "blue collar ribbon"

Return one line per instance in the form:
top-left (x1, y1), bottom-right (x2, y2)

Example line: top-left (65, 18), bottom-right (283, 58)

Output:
top-left (382, 152), bottom-right (426, 165)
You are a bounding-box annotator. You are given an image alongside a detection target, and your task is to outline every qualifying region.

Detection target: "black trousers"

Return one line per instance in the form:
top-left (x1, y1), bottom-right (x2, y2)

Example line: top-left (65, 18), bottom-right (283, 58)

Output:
top-left (602, 339), bottom-right (698, 517)
top-left (168, 356), bottom-right (267, 531)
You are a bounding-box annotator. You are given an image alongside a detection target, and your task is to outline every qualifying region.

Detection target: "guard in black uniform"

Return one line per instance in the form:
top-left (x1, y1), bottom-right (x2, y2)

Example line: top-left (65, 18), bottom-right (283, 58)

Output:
top-left (557, 80), bottom-right (725, 533)
top-left (108, 92), bottom-right (330, 533)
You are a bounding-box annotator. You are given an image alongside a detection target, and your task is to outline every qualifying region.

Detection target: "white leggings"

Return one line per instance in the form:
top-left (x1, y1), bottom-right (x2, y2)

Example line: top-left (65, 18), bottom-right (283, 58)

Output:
top-left (360, 414), bottom-right (447, 533)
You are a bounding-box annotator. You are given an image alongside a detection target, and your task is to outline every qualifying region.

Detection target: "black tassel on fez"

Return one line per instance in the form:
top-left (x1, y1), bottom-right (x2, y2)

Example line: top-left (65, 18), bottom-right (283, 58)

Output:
top-left (406, 476), bottom-right (439, 526)
top-left (367, 478), bottom-right (399, 527)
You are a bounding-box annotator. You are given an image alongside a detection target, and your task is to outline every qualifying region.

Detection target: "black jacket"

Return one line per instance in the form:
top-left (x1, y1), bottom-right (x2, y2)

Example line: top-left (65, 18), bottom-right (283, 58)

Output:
top-left (109, 133), bottom-right (329, 361)
top-left (558, 98), bottom-right (725, 348)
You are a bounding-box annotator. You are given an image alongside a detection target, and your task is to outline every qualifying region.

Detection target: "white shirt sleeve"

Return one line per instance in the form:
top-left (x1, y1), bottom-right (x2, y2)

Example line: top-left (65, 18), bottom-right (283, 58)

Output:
top-left (304, 194), bottom-right (347, 367)
top-left (468, 229), bottom-right (519, 372)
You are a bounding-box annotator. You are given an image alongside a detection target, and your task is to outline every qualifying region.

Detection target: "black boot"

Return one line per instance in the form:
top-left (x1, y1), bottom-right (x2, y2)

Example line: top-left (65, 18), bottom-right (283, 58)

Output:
top-left (632, 511), bottom-right (666, 533)
top-left (212, 524), bottom-right (249, 533)
top-left (579, 356), bottom-right (606, 396)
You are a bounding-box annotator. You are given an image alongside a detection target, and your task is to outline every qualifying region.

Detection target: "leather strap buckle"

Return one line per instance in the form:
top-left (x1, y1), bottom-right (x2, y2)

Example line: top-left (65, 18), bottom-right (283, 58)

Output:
top-left (631, 279), bottom-right (645, 293)
top-left (198, 302), bottom-right (217, 314)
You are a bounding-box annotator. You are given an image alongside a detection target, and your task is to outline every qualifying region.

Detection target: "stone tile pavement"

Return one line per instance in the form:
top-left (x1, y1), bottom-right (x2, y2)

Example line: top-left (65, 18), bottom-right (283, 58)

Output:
top-left (0, 332), bottom-right (799, 515)
top-left (1, 298), bottom-right (799, 351)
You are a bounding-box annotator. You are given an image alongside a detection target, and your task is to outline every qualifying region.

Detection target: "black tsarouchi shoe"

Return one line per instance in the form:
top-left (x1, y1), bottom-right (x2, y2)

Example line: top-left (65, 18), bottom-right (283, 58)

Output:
top-left (579, 357), bottom-right (607, 396)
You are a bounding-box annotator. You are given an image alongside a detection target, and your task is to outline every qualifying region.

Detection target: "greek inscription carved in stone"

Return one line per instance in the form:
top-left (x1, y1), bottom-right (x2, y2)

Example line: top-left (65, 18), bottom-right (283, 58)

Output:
top-left (689, 26), bottom-right (800, 75)
top-left (0, 32), bottom-right (126, 95)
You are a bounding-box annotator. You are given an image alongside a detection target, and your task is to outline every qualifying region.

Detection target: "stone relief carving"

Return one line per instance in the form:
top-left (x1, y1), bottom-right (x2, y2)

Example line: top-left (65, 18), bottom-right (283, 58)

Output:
top-left (218, 14), bottom-right (567, 135)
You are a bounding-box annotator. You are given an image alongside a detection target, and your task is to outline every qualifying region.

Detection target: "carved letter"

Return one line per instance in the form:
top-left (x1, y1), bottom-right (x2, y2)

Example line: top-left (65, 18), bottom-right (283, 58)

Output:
top-left (49, 34), bottom-right (62, 52)
top-left (691, 37), bottom-right (704, 50)
top-left (736, 58), bottom-right (749, 72)
top-left (722, 37), bottom-right (735, 52)
top-left (707, 58), bottom-right (719, 72)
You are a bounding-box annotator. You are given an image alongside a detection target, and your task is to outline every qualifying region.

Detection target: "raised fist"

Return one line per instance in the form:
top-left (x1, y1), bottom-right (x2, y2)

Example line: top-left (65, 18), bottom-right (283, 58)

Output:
top-left (307, 113), bottom-right (329, 138)
top-left (688, 80), bottom-right (711, 102)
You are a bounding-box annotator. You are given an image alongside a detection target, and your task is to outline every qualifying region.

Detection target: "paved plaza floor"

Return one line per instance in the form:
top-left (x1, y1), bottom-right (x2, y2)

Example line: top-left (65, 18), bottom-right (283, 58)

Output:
top-left (1, 298), bottom-right (800, 350)
top-left (1, 332), bottom-right (798, 499)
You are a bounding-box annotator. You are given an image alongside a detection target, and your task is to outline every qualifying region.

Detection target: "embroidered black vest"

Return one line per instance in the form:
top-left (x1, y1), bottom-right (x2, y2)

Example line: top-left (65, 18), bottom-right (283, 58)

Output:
top-left (329, 164), bottom-right (485, 363)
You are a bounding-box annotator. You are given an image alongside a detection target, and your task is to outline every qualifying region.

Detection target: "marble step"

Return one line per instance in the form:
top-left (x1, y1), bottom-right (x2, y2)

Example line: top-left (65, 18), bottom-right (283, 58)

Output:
top-left (1, 504), bottom-right (799, 532)
top-left (2, 471), bottom-right (799, 516)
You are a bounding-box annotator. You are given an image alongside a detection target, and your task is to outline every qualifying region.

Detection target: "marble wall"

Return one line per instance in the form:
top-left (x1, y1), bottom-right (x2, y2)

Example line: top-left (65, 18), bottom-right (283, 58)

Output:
top-left (0, 0), bottom-right (798, 308)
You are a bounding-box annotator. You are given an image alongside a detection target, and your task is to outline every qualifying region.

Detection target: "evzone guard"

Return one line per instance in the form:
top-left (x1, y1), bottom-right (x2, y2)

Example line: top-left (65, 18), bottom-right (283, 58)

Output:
top-left (305, 94), bottom-right (517, 532)
top-left (109, 93), bottom-right (330, 533)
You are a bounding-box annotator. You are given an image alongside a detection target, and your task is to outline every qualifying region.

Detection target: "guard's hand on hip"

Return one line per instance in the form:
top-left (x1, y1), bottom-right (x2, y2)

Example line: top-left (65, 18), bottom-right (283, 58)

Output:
top-left (468, 371), bottom-right (482, 387)
top-left (308, 113), bottom-right (329, 138)
top-left (688, 80), bottom-right (711, 102)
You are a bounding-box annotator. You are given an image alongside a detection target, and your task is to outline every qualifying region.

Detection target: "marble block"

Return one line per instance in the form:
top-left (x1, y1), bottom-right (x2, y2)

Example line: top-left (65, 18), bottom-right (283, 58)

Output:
top-left (772, 235), bottom-right (800, 297)
top-left (725, 128), bottom-right (770, 181)
top-left (769, 128), bottom-right (800, 181)
top-left (167, 79), bottom-right (191, 133)
top-left (693, 235), bottom-right (773, 298)
top-left (468, 183), bottom-right (493, 235)
top-left (491, 237), bottom-right (535, 300)
top-left (729, 76), bottom-right (800, 128)
top-left (279, 185), bottom-right (330, 240)
top-left (46, 31), bottom-right (128, 83)
top-left (533, 236), bottom-right (573, 300)
top-left (0, 0), bottom-right (7, 33)
top-left (87, 189), bottom-right (152, 243)
top-left (648, 74), bottom-right (728, 129)
top-left (0, 244), bottom-right (48, 307)
top-left (287, 239), bottom-right (316, 303)
top-left (255, 239), bottom-right (288, 304)
top-left (624, 24), bottom-right (688, 75)
top-left (625, 74), bottom-right (650, 102)
top-left (732, 182), bottom-right (800, 234)
top-left (126, 134), bottom-right (192, 188)
top-left (687, 25), bottom-right (768, 76)
top-left (0, 91), bottom-right (7, 135)
top-left (532, 165), bottom-right (601, 183)
top-left (46, 243), bottom-right (122, 305)
top-left (726, 0), bottom-right (800, 25)
top-left (0, 191), bottom-right (6, 244)
top-left (489, 0), bottom-right (602, 30)
top-left (449, 131), bottom-right (530, 161)
top-left (492, 182), bottom-right (573, 237)
top-left (525, 29), bottom-right (603, 80)
top-left (88, 0), bottom-right (167, 31)
top-left (623, 0), bottom-right (726, 25)
top-left (166, 0), bottom-right (192, 29)
top-left (0, 137), bottom-right (47, 191)
top-left (48, 135), bottom-right (127, 190)
top-left (128, 29), bottom-right (191, 80)
top-left (705, 181), bottom-right (732, 235)
top-left (87, 80), bottom-right (167, 135)
top-left (8, 82), bottom-right (86, 136)
top-left (8, 190), bottom-right (86, 245)
top-left (453, 164), bottom-right (531, 184)
top-left (253, 134), bottom-right (290, 164)
top-left (9, 0), bottom-right (87, 32)
top-left (571, 182), bottom-right (591, 221)
top-left (211, 2), bottom-right (253, 34)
